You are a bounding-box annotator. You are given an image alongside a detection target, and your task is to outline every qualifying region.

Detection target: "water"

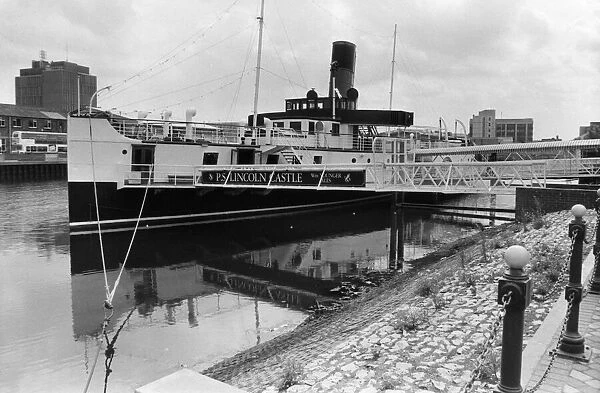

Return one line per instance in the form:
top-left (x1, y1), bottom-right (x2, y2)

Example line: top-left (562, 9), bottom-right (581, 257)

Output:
top-left (0, 181), bottom-right (483, 392)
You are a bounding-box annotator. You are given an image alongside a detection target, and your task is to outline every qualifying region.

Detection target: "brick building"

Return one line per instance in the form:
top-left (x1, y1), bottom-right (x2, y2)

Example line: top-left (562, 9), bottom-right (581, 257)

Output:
top-left (15, 57), bottom-right (97, 115)
top-left (0, 104), bottom-right (66, 153)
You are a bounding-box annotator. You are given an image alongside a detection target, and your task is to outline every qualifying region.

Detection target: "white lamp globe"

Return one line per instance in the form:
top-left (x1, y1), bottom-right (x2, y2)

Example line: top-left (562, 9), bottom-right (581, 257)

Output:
top-left (571, 204), bottom-right (586, 218)
top-left (504, 245), bottom-right (530, 270)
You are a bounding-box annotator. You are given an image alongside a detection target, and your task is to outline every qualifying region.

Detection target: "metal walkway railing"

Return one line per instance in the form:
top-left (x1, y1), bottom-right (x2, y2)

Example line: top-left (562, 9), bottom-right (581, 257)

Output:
top-left (120, 158), bottom-right (600, 194)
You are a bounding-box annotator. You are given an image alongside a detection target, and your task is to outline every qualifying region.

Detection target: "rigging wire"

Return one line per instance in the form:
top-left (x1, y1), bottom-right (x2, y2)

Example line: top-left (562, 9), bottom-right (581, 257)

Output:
top-left (260, 67), bottom-right (309, 91)
top-left (104, 24), bottom-right (254, 102)
top-left (274, 3), bottom-right (307, 88)
top-left (104, 0), bottom-right (244, 96)
top-left (226, 21), bottom-right (259, 121)
top-left (115, 71), bottom-right (246, 110)
top-left (307, 0), bottom-right (389, 40)
top-left (147, 70), bottom-right (252, 113)
top-left (266, 32), bottom-right (299, 97)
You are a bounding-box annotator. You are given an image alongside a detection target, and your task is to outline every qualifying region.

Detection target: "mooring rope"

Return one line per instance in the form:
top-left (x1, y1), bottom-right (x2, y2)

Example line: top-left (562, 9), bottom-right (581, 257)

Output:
top-left (83, 103), bottom-right (152, 392)
top-left (107, 164), bottom-right (154, 304)
top-left (87, 112), bottom-right (111, 301)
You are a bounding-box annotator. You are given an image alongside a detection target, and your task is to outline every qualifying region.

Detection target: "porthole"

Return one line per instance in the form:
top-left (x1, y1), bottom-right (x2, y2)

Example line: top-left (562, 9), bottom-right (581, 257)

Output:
top-left (122, 149), bottom-right (128, 155)
top-left (351, 158), bottom-right (356, 163)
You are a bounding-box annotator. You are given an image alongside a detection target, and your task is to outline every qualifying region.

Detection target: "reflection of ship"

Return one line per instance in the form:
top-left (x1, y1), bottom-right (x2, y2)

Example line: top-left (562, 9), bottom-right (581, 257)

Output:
top-left (71, 262), bottom-right (325, 339)
top-left (70, 203), bottom-right (477, 339)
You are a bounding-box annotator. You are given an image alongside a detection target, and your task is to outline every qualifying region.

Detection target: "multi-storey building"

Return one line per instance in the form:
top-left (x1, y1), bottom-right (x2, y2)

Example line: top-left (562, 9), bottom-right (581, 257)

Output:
top-left (469, 109), bottom-right (533, 145)
top-left (578, 121), bottom-right (600, 139)
top-left (15, 57), bottom-right (97, 115)
top-left (0, 104), bottom-right (66, 153)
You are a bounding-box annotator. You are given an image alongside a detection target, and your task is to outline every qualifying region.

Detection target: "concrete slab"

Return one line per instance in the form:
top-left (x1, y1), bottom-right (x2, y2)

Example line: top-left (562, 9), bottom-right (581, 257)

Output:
top-left (135, 369), bottom-right (248, 393)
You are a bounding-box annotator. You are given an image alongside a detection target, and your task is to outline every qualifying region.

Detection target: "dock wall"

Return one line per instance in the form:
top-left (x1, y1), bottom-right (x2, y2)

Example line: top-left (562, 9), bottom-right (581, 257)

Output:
top-left (515, 184), bottom-right (599, 220)
top-left (0, 156), bottom-right (67, 182)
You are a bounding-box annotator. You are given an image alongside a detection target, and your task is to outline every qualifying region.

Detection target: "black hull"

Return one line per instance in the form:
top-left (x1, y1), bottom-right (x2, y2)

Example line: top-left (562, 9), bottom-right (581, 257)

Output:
top-left (68, 182), bottom-right (449, 233)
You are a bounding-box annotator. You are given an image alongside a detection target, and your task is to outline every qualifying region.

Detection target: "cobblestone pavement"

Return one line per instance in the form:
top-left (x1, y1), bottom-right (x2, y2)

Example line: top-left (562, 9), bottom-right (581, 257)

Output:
top-left (196, 210), bottom-right (600, 393)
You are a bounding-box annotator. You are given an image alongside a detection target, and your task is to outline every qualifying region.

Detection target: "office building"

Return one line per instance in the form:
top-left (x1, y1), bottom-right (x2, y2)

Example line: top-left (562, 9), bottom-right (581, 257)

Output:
top-left (15, 53), bottom-right (97, 115)
top-left (469, 109), bottom-right (533, 145)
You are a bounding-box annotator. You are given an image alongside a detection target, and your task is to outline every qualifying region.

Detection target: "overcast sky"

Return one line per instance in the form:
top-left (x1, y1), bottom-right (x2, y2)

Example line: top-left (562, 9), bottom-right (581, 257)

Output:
top-left (1, 0), bottom-right (598, 139)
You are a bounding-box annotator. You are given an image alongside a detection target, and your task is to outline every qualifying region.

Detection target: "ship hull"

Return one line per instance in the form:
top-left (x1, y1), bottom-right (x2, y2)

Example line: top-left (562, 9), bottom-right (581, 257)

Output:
top-left (68, 181), bottom-right (395, 234)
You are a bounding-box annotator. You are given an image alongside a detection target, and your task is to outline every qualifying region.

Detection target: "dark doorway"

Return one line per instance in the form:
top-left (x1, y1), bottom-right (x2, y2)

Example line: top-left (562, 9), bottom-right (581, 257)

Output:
top-left (237, 149), bottom-right (255, 165)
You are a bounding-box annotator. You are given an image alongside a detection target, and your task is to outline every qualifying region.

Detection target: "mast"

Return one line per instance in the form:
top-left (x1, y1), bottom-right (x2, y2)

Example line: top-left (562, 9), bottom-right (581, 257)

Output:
top-left (252, 0), bottom-right (265, 128)
top-left (389, 23), bottom-right (397, 111)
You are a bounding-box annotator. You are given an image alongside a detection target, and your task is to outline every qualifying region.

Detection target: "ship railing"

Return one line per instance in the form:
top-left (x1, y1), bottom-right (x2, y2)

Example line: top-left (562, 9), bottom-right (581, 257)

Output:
top-left (124, 163), bottom-right (197, 187)
top-left (108, 118), bottom-right (246, 145)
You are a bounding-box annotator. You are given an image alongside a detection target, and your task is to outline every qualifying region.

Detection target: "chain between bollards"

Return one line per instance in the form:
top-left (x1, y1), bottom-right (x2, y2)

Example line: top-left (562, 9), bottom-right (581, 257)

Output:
top-left (526, 292), bottom-right (575, 392)
top-left (461, 292), bottom-right (512, 393)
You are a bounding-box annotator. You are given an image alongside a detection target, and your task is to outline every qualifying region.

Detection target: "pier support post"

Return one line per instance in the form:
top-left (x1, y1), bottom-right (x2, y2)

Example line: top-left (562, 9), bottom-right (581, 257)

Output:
top-left (495, 245), bottom-right (532, 393)
top-left (397, 193), bottom-right (404, 270)
top-left (557, 204), bottom-right (592, 361)
top-left (489, 193), bottom-right (497, 226)
top-left (389, 193), bottom-right (398, 270)
top-left (590, 190), bottom-right (600, 294)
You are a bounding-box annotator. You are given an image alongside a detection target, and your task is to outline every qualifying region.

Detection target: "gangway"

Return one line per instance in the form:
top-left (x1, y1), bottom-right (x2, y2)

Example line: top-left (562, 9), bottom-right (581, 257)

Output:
top-left (121, 157), bottom-right (600, 195)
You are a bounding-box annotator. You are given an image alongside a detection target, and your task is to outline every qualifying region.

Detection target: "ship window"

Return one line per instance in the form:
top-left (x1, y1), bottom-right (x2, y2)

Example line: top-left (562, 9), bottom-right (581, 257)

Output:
top-left (308, 101), bottom-right (315, 109)
top-left (266, 154), bottom-right (279, 164)
top-left (273, 121), bottom-right (284, 128)
top-left (286, 102), bottom-right (292, 111)
top-left (317, 102), bottom-right (324, 109)
top-left (313, 248), bottom-right (321, 260)
top-left (290, 121), bottom-right (302, 131)
top-left (132, 145), bottom-right (155, 171)
top-left (331, 123), bottom-right (340, 136)
top-left (313, 156), bottom-right (322, 164)
top-left (308, 121), bottom-right (315, 135)
top-left (203, 152), bottom-right (219, 165)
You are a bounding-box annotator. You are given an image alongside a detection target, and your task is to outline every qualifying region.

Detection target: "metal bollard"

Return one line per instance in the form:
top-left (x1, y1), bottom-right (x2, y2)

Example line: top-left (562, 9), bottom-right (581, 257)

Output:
top-left (557, 204), bottom-right (592, 361)
top-left (589, 190), bottom-right (600, 294)
top-left (494, 245), bottom-right (532, 393)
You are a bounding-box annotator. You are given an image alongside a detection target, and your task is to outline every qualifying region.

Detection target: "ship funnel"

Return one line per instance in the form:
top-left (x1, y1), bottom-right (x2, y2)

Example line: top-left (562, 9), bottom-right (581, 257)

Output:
top-left (328, 41), bottom-right (356, 99)
top-left (185, 108), bottom-right (197, 140)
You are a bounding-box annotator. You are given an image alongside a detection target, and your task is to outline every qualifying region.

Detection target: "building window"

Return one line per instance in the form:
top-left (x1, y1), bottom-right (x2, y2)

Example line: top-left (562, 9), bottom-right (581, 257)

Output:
top-left (0, 117), bottom-right (5, 127)
top-left (45, 120), bottom-right (52, 129)
top-left (29, 119), bottom-right (37, 128)
top-left (289, 121), bottom-right (302, 131)
top-left (331, 123), bottom-right (340, 136)
top-left (12, 118), bottom-right (22, 128)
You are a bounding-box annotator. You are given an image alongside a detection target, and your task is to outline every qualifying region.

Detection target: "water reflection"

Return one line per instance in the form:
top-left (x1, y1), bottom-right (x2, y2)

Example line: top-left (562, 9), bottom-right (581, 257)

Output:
top-left (70, 202), bottom-right (479, 341)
